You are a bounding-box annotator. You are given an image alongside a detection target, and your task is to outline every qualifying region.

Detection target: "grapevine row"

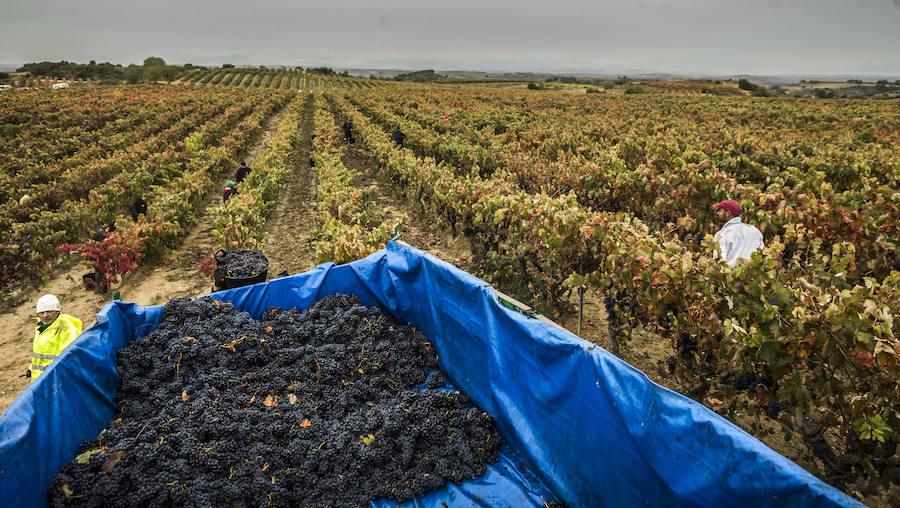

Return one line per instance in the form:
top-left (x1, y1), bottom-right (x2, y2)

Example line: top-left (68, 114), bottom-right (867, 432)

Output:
top-left (175, 68), bottom-right (397, 90)
top-left (1, 93), bottom-right (252, 238)
top-left (309, 96), bottom-right (399, 264)
top-left (0, 86), bottom-right (201, 175)
top-left (1, 88), bottom-right (235, 209)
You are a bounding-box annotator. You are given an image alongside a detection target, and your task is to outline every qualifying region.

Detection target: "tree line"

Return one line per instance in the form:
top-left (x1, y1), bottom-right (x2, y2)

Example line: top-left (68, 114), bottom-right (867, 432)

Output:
top-left (16, 57), bottom-right (199, 84)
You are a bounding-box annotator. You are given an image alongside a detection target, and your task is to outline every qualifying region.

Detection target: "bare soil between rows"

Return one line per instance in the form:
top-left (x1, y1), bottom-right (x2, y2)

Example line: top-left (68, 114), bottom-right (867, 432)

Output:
top-left (259, 94), bottom-right (318, 275)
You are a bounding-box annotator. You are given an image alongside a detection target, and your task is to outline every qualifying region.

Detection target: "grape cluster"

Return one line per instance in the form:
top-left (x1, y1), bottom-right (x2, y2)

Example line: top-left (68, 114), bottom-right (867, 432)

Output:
top-left (48, 294), bottom-right (502, 507)
top-left (730, 372), bottom-right (774, 393)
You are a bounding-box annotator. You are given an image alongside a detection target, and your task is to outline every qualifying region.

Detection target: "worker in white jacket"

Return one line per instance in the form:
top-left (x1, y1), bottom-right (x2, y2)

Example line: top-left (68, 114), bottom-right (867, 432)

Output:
top-left (712, 199), bottom-right (764, 267)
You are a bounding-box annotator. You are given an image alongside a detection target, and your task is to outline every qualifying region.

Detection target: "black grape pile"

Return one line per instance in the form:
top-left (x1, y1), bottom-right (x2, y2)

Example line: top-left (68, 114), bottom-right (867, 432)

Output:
top-left (48, 295), bottom-right (501, 507)
top-left (216, 250), bottom-right (268, 278)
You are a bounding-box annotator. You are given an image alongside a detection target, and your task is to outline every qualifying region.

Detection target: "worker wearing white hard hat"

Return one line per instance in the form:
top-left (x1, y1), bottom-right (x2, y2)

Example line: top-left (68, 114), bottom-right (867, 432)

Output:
top-left (27, 294), bottom-right (82, 380)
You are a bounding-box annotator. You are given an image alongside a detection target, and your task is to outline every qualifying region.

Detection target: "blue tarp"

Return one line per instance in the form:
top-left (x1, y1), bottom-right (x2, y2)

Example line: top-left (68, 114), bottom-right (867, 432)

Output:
top-left (0, 242), bottom-right (859, 507)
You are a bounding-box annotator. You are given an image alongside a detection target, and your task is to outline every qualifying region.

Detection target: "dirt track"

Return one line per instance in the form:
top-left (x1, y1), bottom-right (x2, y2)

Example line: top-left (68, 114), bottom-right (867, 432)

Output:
top-left (259, 95), bottom-right (318, 274)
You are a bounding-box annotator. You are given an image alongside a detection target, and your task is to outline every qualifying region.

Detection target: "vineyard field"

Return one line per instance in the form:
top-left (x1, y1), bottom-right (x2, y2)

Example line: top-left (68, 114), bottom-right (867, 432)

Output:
top-left (171, 67), bottom-right (396, 90)
top-left (1, 85), bottom-right (294, 288)
top-left (1, 81), bottom-right (898, 504)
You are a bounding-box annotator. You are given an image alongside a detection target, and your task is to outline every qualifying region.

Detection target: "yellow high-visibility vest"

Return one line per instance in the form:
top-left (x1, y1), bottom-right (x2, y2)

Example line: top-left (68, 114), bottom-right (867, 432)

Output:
top-left (30, 314), bottom-right (82, 379)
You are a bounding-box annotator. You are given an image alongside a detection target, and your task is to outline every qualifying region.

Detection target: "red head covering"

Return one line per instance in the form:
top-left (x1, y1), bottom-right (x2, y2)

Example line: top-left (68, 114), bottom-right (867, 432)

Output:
top-left (713, 199), bottom-right (741, 215)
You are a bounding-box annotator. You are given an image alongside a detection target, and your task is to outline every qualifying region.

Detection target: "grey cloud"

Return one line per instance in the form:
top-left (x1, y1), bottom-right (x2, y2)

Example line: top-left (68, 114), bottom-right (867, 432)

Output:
top-left (1, 0), bottom-right (898, 76)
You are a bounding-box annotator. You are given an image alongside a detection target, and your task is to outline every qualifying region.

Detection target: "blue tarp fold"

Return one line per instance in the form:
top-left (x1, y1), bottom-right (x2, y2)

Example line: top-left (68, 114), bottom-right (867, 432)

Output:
top-left (0, 242), bottom-right (858, 506)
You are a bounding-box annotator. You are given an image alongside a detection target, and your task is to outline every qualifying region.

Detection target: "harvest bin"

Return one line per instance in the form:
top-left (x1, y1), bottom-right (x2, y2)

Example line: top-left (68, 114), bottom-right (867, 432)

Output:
top-left (0, 242), bottom-right (859, 507)
top-left (212, 248), bottom-right (269, 290)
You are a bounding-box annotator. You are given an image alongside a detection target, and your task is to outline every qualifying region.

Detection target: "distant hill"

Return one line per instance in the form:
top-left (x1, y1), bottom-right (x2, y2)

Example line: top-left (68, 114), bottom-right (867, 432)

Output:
top-left (7, 59), bottom-right (899, 86)
top-left (393, 69), bottom-right (447, 82)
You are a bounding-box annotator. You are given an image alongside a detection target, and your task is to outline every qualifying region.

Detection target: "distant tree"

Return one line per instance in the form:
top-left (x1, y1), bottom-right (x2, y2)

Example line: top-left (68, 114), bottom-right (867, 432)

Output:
top-left (527, 82), bottom-right (544, 90)
top-left (95, 62), bottom-right (125, 81)
top-left (125, 65), bottom-right (144, 84)
top-left (585, 87), bottom-right (600, 94)
top-left (143, 56), bottom-right (166, 67)
top-left (625, 85), bottom-right (646, 94)
top-left (815, 88), bottom-right (835, 99)
top-left (222, 63), bottom-right (234, 69)
top-left (738, 78), bottom-right (758, 91)
top-left (751, 86), bottom-right (770, 97)
top-left (602, 81), bottom-right (614, 89)
top-left (0, 72), bottom-right (8, 80)
top-left (145, 66), bottom-right (163, 82)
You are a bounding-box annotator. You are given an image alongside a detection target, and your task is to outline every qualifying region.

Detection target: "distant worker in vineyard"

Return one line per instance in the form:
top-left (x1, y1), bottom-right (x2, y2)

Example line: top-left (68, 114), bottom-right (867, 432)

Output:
top-left (234, 161), bottom-right (252, 184)
top-left (342, 120), bottom-right (354, 143)
top-left (25, 294), bottom-right (82, 380)
top-left (130, 196), bottom-right (148, 221)
top-left (712, 199), bottom-right (764, 267)
top-left (223, 180), bottom-right (238, 203)
top-left (91, 221), bottom-right (116, 242)
top-left (392, 127), bottom-right (405, 148)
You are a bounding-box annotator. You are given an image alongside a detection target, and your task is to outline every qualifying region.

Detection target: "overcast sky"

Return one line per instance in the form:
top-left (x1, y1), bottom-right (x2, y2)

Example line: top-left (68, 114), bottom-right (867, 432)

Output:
top-left (2, 0), bottom-right (899, 76)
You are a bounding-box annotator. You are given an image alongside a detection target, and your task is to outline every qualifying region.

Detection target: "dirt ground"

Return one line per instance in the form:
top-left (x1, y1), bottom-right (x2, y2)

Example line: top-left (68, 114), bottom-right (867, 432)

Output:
top-left (0, 100), bottom-right (302, 414)
top-left (259, 95), bottom-right (319, 275)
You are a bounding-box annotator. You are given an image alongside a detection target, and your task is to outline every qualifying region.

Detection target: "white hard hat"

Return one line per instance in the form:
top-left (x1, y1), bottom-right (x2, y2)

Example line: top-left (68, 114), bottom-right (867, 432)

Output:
top-left (36, 294), bottom-right (61, 313)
